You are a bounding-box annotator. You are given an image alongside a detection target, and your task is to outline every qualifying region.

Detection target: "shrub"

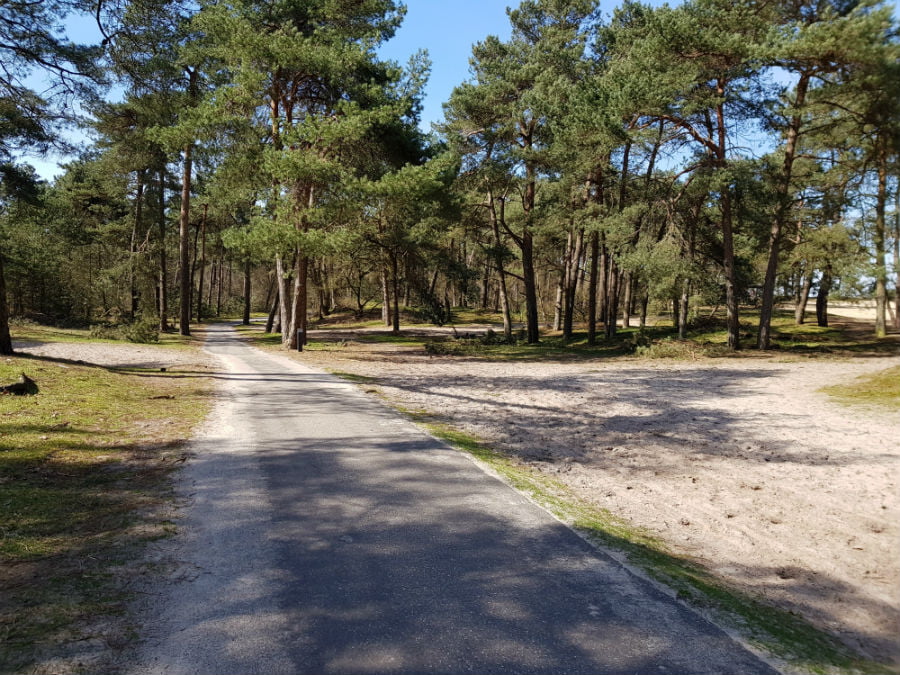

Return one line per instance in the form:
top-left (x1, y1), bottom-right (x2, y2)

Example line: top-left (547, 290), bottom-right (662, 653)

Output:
top-left (122, 318), bottom-right (159, 343)
top-left (89, 324), bottom-right (121, 340)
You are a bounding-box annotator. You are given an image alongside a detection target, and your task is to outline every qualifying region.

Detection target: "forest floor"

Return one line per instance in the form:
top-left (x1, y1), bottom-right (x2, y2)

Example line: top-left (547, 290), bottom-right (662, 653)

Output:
top-left (259, 309), bottom-right (900, 668)
top-left (1, 330), bottom-right (215, 674)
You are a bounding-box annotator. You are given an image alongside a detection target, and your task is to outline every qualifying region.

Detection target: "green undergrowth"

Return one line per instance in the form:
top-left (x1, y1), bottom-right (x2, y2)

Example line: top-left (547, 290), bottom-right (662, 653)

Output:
top-left (383, 408), bottom-right (888, 675)
top-left (821, 365), bottom-right (900, 410)
top-left (10, 319), bottom-right (198, 349)
top-left (0, 352), bottom-right (213, 672)
top-left (235, 308), bottom-right (897, 362)
top-left (328, 371), bottom-right (377, 384)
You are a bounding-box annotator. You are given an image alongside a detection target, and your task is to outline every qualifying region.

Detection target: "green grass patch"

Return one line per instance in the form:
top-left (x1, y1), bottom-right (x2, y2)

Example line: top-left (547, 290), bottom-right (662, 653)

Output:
top-left (354, 333), bottom-right (430, 346)
top-left (328, 371), bottom-right (377, 384)
top-left (0, 351), bottom-right (213, 671)
top-left (10, 319), bottom-right (198, 350)
top-left (686, 310), bottom-right (898, 356)
top-left (414, 421), bottom-right (887, 674)
top-left (821, 365), bottom-right (900, 410)
top-left (447, 308), bottom-right (509, 324)
top-left (424, 329), bottom-right (657, 361)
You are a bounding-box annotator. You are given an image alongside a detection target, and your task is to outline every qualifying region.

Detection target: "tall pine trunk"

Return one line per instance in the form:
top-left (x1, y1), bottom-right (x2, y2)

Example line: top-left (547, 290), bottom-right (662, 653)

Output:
top-left (178, 142), bottom-right (193, 336)
top-left (893, 184), bottom-right (899, 330)
top-left (488, 191), bottom-right (513, 339)
top-left (758, 72), bottom-right (809, 349)
top-left (816, 265), bottom-right (832, 327)
top-left (621, 272), bottom-right (632, 329)
top-left (563, 228), bottom-right (584, 339)
top-left (795, 272), bottom-right (812, 325)
top-left (275, 256), bottom-right (290, 343)
top-left (874, 144), bottom-right (888, 337)
top-left (520, 126), bottom-right (540, 344)
top-left (265, 286), bottom-right (279, 334)
top-left (381, 269), bottom-right (390, 326)
top-left (130, 170), bottom-right (144, 321)
top-left (195, 203), bottom-right (207, 322)
top-left (715, 91), bottom-right (740, 350)
top-left (390, 251), bottom-right (401, 333)
top-left (587, 231), bottom-right (599, 345)
top-left (522, 230), bottom-right (539, 343)
top-left (0, 252), bottom-right (12, 355)
top-left (158, 169), bottom-right (169, 331)
top-left (243, 260), bottom-right (252, 325)
top-left (178, 68), bottom-right (198, 337)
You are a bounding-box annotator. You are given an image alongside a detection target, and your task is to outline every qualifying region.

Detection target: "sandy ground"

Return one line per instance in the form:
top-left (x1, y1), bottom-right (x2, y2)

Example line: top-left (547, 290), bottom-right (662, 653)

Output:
top-left (11, 341), bottom-right (210, 370)
top-left (298, 338), bottom-right (900, 665)
top-left (12, 329), bottom-right (899, 666)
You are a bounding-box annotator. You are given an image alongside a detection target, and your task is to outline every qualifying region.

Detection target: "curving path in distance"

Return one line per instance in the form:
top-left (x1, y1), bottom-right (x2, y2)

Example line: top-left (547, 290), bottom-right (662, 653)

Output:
top-left (128, 323), bottom-right (778, 675)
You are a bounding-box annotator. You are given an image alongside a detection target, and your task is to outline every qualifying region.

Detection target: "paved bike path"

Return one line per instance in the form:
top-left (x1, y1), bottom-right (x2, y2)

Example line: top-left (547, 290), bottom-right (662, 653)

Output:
top-left (130, 323), bottom-right (777, 674)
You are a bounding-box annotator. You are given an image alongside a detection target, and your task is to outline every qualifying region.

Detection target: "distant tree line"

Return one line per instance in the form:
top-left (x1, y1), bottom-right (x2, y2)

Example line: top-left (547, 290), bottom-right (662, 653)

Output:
top-left (1, 0), bottom-right (898, 355)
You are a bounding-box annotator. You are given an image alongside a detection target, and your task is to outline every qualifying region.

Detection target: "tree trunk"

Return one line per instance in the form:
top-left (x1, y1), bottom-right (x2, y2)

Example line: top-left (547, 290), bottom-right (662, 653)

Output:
top-left (715, 88), bottom-right (740, 350)
top-left (390, 251), bottom-right (400, 334)
top-left (275, 256), bottom-right (290, 343)
top-left (480, 259), bottom-right (490, 310)
top-left (488, 191), bottom-right (513, 340)
top-left (521, 125), bottom-right (540, 344)
top-left (605, 259), bottom-right (619, 339)
top-left (598, 244), bottom-right (608, 328)
top-left (0, 252), bottom-right (13, 355)
top-left (587, 231), bottom-right (599, 345)
top-left (795, 271), bottom-right (812, 325)
top-left (678, 279), bottom-right (690, 339)
top-left (216, 259), bottom-right (223, 317)
top-left (243, 260), bottom-right (252, 325)
top-left (265, 286), bottom-right (279, 333)
top-left (874, 145), bottom-right (888, 338)
top-left (622, 271), bottom-right (632, 329)
top-left (639, 290), bottom-right (649, 329)
top-left (552, 269), bottom-right (564, 331)
top-left (178, 142), bottom-right (193, 336)
top-left (672, 294), bottom-right (680, 335)
top-left (816, 266), bottom-right (832, 327)
top-left (178, 69), bottom-right (198, 337)
top-left (894, 183), bottom-right (899, 330)
top-left (158, 169), bottom-right (169, 331)
top-left (196, 203), bottom-right (208, 322)
top-left (287, 253), bottom-right (308, 349)
top-left (562, 228), bottom-right (584, 340)
top-left (758, 71), bottom-right (809, 349)
top-left (381, 269), bottom-right (390, 326)
top-left (522, 230), bottom-right (539, 343)
top-left (131, 170), bottom-right (144, 321)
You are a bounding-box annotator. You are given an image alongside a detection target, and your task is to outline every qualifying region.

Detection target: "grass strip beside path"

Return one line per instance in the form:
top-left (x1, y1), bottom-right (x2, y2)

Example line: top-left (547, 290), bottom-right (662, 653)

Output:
top-left (0, 346), bottom-right (214, 673)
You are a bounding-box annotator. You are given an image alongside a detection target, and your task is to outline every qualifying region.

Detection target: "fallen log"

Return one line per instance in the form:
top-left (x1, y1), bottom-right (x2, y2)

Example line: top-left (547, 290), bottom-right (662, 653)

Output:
top-left (0, 373), bottom-right (39, 396)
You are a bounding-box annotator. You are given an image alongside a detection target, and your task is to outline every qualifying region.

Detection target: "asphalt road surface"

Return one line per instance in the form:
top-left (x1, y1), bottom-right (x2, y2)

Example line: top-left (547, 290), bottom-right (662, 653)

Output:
top-left (129, 323), bottom-right (778, 675)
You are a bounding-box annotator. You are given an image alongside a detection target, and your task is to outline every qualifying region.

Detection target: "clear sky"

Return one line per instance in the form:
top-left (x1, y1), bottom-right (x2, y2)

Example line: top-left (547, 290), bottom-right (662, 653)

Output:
top-left (377, 0), bottom-right (515, 132)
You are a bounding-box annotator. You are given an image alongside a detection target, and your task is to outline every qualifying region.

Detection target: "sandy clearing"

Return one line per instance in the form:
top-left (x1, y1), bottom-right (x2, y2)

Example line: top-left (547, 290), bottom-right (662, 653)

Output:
top-left (299, 344), bottom-right (900, 665)
top-left (10, 341), bottom-right (211, 370)
top-left (12, 333), bottom-right (898, 664)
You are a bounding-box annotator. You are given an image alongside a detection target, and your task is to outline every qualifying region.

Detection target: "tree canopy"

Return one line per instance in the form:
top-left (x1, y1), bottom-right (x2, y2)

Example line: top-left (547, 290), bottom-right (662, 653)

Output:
top-left (1, 0), bottom-right (897, 356)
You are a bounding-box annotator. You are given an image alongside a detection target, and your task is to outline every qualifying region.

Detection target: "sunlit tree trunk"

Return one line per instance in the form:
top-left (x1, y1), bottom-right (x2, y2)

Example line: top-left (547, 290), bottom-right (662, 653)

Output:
top-left (158, 169), bottom-right (169, 332)
top-left (0, 253), bottom-right (13, 355)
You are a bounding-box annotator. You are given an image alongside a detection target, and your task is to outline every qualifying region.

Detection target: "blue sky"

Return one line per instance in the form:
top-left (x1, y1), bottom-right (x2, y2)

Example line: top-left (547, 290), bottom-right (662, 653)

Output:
top-left (377, 1), bottom-right (514, 131)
